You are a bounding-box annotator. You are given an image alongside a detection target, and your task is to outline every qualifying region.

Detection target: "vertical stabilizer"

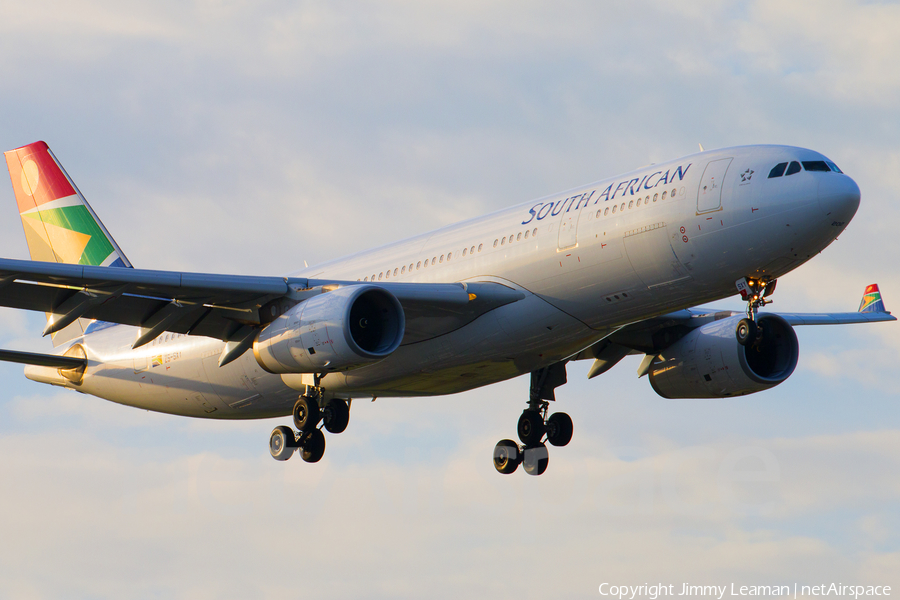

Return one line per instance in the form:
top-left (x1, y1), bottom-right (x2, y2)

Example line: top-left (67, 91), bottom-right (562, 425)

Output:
top-left (4, 141), bottom-right (132, 345)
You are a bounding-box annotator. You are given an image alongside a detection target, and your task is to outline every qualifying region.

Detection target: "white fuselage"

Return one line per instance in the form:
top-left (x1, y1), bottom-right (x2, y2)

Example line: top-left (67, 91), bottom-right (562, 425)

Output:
top-left (36, 145), bottom-right (860, 419)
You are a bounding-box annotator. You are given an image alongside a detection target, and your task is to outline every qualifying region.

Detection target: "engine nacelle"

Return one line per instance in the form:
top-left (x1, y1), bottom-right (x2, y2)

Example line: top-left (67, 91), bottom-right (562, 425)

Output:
top-left (648, 314), bottom-right (799, 399)
top-left (253, 285), bottom-right (405, 374)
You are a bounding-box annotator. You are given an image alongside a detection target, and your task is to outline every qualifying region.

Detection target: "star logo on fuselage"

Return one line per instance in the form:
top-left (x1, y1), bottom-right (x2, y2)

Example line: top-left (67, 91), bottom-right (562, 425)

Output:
top-left (740, 168), bottom-right (754, 183)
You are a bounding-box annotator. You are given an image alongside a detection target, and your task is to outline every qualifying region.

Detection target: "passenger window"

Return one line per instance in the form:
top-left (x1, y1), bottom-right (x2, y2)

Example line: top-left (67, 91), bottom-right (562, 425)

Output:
top-left (409, 263), bottom-right (414, 272)
top-left (636, 198), bottom-right (641, 207)
top-left (671, 188), bottom-right (676, 197)
top-left (493, 239), bottom-right (498, 248)
top-left (431, 257), bottom-right (436, 265)
top-left (424, 260), bottom-right (429, 268)
top-left (393, 268), bottom-right (398, 276)
top-left (802, 161), bottom-right (831, 172)
top-left (416, 262), bottom-right (421, 270)
top-left (768, 162), bottom-right (788, 178)
top-left (401, 266), bottom-right (406, 274)
top-left (653, 193), bottom-right (658, 202)
top-left (785, 161), bottom-right (801, 176)
top-left (662, 191), bottom-right (667, 200)
top-left (471, 245), bottom-right (476, 253)
top-left (439, 255), bottom-right (444, 263)
top-left (645, 195), bottom-right (649, 203)
top-left (619, 203), bottom-right (625, 211)
top-left (517, 233), bottom-right (522, 241)
top-left (462, 248), bottom-right (467, 256)
top-left (371, 274), bottom-right (375, 281)
top-left (628, 200), bottom-right (633, 209)
top-left (478, 244), bottom-right (483, 252)
top-left (385, 270), bottom-right (390, 279)
top-left (378, 273), bottom-right (383, 280)
top-left (524, 230), bottom-right (530, 239)
top-left (364, 276), bottom-right (368, 281)
top-left (509, 233), bottom-right (514, 242)
top-left (532, 228), bottom-right (537, 236)
top-left (612, 205), bottom-right (617, 214)
top-left (501, 237), bottom-right (506, 245)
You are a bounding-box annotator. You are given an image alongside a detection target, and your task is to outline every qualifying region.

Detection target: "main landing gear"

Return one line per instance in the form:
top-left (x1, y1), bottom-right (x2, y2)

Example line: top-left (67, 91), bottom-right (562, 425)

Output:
top-left (734, 277), bottom-right (777, 347)
top-left (269, 379), bottom-right (350, 463)
top-left (493, 363), bottom-right (573, 476)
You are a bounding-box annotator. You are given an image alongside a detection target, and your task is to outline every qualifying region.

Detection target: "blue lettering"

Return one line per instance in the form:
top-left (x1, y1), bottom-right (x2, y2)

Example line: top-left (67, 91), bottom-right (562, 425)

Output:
top-left (595, 184), bottom-right (613, 204)
top-left (626, 178), bottom-right (641, 195)
top-left (575, 190), bottom-right (594, 210)
top-left (611, 181), bottom-right (628, 200)
top-left (644, 172), bottom-right (662, 189)
top-left (522, 203), bottom-right (540, 225)
top-left (537, 202), bottom-right (554, 220)
top-left (550, 199), bottom-right (567, 217)
top-left (671, 163), bottom-right (691, 181)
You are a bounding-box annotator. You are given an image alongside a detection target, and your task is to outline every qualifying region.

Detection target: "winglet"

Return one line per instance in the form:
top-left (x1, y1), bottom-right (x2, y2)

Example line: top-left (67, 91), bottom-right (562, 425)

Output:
top-left (858, 284), bottom-right (887, 313)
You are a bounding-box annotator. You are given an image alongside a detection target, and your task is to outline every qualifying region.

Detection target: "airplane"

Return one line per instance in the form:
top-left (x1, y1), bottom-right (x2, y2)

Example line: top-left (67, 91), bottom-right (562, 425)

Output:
top-left (0, 140), bottom-right (894, 476)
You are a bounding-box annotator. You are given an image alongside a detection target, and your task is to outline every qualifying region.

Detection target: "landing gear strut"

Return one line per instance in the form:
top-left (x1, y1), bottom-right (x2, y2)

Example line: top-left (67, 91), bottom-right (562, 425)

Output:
top-left (268, 376), bottom-right (351, 463)
top-left (493, 362), bottom-right (573, 476)
top-left (734, 277), bottom-right (776, 347)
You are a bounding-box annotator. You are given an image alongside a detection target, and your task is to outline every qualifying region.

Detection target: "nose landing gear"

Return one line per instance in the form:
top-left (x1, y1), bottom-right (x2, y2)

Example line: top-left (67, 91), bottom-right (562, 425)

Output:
top-left (493, 363), bottom-right (572, 476)
top-left (734, 277), bottom-right (777, 347)
top-left (269, 378), bottom-right (350, 463)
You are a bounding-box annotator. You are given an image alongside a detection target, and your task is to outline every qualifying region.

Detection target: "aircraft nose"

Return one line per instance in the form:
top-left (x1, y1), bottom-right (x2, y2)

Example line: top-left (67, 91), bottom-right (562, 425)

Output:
top-left (818, 174), bottom-right (860, 225)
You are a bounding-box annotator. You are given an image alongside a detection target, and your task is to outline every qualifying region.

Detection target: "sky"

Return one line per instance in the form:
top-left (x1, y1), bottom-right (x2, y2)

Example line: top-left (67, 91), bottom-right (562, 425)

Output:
top-left (1, 1), bottom-right (899, 598)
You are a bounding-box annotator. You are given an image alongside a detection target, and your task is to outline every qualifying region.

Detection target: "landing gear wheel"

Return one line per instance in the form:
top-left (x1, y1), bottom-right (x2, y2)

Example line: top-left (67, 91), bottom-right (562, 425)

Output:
top-left (269, 426), bottom-right (297, 461)
top-left (517, 410), bottom-right (545, 446)
top-left (493, 439), bottom-right (521, 474)
top-left (522, 442), bottom-right (549, 476)
top-left (293, 396), bottom-right (321, 432)
top-left (322, 399), bottom-right (350, 434)
top-left (546, 412), bottom-right (573, 447)
top-left (735, 318), bottom-right (757, 346)
top-left (299, 428), bottom-right (326, 463)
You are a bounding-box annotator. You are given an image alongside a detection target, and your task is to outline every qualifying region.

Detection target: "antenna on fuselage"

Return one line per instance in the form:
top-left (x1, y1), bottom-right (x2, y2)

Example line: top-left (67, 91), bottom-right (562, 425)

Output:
top-left (698, 143), bottom-right (705, 152)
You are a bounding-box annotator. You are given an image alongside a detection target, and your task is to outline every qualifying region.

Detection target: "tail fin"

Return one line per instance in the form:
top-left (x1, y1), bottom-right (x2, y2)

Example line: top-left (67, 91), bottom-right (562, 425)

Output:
top-left (4, 141), bottom-right (132, 345)
top-left (858, 284), bottom-right (886, 313)
top-left (4, 141), bottom-right (131, 268)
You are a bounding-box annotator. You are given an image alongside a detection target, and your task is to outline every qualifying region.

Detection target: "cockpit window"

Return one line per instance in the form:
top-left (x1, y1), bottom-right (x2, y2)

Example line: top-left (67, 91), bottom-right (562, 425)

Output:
top-left (768, 162), bottom-right (788, 178)
top-left (802, 161), bottom-right (831, 172)
top-left (825, 161), bottom-right (843, 173)
top-left (785, 161), bottom-right (801, 176)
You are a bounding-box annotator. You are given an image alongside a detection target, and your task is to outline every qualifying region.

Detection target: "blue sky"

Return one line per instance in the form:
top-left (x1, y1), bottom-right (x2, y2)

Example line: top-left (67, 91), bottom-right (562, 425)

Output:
top-left (1, 1), bottom-right (899, 598)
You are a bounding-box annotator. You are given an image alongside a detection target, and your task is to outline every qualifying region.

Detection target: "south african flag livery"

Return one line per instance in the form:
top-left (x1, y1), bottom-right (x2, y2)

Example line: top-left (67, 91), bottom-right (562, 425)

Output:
top-left (858, 284), bottom-right (885, 313)
top-left (4, 141), bottom-right (132, 345)
top-left (4, 141), bottom-right (131, 268)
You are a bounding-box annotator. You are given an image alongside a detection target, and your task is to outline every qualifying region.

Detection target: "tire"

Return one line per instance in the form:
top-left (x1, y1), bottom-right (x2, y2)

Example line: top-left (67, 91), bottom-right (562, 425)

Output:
top-left (269, 426), bottom-right (296, 461)
top-left (735, 318), bottom-right (757, 346)
top-left (493, 439), bottom-right (520, 474)
top-left (522, 443), bottom-right (549, 476)
top-left (517, 410), bottom-right (545, 446)
top-left (300, 428), bottom-right (326, 463)
top-left (323, 399), bottom-right (350, 434)
top-left (546, 412), bottom-right (573, 447)
top-left (293, 396), bottom-right (321, 432)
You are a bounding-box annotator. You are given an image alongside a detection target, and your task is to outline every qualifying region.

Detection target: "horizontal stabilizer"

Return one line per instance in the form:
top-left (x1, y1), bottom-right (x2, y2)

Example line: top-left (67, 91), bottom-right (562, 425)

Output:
top-left (0, 348), bottom-right (86, 369)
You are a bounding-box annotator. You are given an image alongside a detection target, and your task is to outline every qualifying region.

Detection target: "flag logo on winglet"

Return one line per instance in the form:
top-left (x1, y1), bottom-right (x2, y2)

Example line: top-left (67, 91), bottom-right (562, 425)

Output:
top-left (858, 284), bottom-right (885, 313)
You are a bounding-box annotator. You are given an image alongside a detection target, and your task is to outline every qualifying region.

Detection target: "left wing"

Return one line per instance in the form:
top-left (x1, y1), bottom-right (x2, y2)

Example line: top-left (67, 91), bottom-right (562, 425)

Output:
top-left (0, 257), bottom-right (524, 364)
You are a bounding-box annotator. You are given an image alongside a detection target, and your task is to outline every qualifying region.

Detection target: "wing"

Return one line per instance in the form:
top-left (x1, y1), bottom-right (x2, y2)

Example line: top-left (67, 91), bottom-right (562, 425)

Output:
top-left (0, 257), bottom-right (524, 363)
top-left (572, 284), bottom-right (895, 378)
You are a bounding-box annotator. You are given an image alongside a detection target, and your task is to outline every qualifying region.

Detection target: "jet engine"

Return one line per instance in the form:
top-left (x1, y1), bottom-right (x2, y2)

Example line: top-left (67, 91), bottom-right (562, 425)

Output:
top-left (253, 285), bottom-right (405, 374)
top-left (648, 314), bottom-right (798, 399)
